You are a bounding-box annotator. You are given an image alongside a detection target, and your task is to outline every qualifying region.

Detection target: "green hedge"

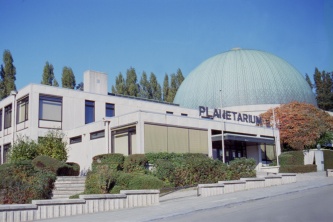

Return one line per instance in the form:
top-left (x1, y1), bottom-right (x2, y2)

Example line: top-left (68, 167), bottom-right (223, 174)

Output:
top-left (0, 160), bottom-right (56, 204)
top-left (323, 150), bottom-right (333, 170)
top-left (228, 158), bottom-right (256, 180)
top-left (32, 155), bottom-right (66, 174)
top-left (58, 162), bottom-right (80, 176)
top-left (123, 154), bottom-right (147, 173)
top-left (92, 154), bottom-right (124, 172)
top-left (279, 151), bottom-right (304, 166)
top-left (280, 164), bottom-right (317, 173)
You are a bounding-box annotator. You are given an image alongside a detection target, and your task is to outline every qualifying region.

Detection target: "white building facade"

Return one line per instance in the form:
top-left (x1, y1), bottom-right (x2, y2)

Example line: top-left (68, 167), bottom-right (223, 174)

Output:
top-left (0, 70), bottom-right (280, 173)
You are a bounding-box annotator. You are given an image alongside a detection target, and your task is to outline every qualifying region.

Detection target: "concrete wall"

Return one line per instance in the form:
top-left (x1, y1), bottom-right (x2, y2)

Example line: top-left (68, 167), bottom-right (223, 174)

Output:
top-left (0, 190), bottom-right (159, 222)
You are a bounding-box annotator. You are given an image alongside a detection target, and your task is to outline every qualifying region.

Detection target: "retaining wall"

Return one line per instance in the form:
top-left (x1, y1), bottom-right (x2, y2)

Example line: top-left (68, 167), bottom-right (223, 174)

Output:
top-left (198, 174), bottom-right (297, 197)
top-left (0, 190), bottom-right (159, 222)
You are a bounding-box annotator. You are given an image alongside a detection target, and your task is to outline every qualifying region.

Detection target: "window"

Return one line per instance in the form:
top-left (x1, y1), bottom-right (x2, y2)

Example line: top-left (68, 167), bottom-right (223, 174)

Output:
top-left (181, 113), bottom-right (188, 116)
top-left (261, 144), bottom-right (276, 162)
top-left (3, 144), bottom-right (11, 164)
top-left (17, 96), bottom-right (29, 123)
top-left (166, 111), bottom-right (173, 115)
top-left (106, 103), bottom-right (115, 117)
top-left (90, 130), bottom-right (105, 140)
top-left (70, 136), bottom-right (82, 144)
top-left (4, 104), bottom-right (12, 129)
top-left (0, 109), bottom-right (2, 131)
top-left (85, 100), bottom-right (95, 124)
top-left (39, 95), bottom-right (62, 121)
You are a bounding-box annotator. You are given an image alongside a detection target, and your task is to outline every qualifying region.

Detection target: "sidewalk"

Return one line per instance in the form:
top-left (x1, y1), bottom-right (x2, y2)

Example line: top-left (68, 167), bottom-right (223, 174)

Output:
top-left (41, 172), bottom-right (333, 222)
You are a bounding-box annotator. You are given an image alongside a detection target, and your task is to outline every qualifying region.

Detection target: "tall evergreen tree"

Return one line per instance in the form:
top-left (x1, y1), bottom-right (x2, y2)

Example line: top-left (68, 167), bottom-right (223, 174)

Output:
top-left (305, 73), bottom-right (313, 90)
top-left (314, 67), bottom-right (333, 111)
top-left (112, 72), bottom-right (126, 94)
top-left (175, 68), bottom-right (184, 89)
top-left (139, 71), bottom-right (150, 98)
top-left (149, 72), bottom-right (162, 101)
top-left (41, 62), bottom-right (55, 86)
top-left (0, 50), bottom-right (16, 99)
top-left (163, 74), bottom-right (169, 102)
top-left (53, 78), bottom-right (59, 87)
top-left (0, 65), bottom-right (5, 99)
top-left (76, 82), bottom-right (84, 91)
top-left (167, 73), bottom-right (177, 102)
top-left (125, 67), bottom-right (138, 96)
top-left (61, 66), bottom-right (76, 89)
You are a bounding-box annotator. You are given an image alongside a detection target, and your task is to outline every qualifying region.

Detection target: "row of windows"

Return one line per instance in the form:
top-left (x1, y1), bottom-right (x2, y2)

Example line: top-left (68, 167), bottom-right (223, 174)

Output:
top-left (85, 100), bottom-right (115, 124)
top-left (69, 130), bottom-right (105, 144)
top-left (0, 96), bottom-right (29, 131)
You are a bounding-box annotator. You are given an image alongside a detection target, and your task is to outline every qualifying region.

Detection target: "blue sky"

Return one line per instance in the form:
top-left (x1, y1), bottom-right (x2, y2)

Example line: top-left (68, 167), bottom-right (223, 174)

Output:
top-left (0, 0), bottom-right (332, 90)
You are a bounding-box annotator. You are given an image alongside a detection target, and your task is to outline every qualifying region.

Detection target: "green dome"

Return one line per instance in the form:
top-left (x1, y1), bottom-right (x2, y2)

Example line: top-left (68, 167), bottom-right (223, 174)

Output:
top-left (174, 49), bottom-right (316, 109)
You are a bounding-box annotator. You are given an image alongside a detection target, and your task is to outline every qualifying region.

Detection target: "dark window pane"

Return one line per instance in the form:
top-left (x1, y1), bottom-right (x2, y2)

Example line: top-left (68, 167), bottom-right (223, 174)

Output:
top-left (4, 105), bottom-right (12, 129)
top-left (85, 100), bottom-right (95, 124)
top-left (90, 130), bottom-right (105, 140)
top-left (70, 136), bottom-right (82, 144)
top-left (106, 103), bottom-right (115, 117)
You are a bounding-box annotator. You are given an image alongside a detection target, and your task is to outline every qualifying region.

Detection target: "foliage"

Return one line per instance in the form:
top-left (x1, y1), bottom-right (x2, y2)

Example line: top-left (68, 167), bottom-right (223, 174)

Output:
top-left (32, 155), bottom-right (66, 174)
top-left (149, 72), bottom-right (162, 100)
top-left (0, 160), bottom-right (56, 204)
top-left (305, 73), bottom-right (313, 90)
top-left (139, 71), bottom-right (150, 98)
top-left (123, 154), bottom-right (148, 173)
top-left (84, 168), bottom-right (118, 194)
top-left (125, 67), bottom-right (139, 96)
top-left (8, 136), bottom-right (39, 162)
top-left (92, 153), bottom-right (124, 171)
top-left (76, 82), bottom-right (84, 91)
top-left (37, 130), bottom-right (68, 161)
top-left (0, 50), bottom-right (16, 99)
top-left (61, 66), bottom-right (76, 89)
top-left (41, 61), bottom-right (55, 86)
top-left (57, 162), bottom-right (80, 176)
top-left (145, 152), bottom-right (182, 164)
top-left (53, 78), bottom-right (59, 87)
top-left (167, 68), bottom-right (184, 102)
top-left (112, 72), bottom-right (126, 94)
top-left (279, 165), bottom-right (317, 173)
top-left (163, 74), bottom-right (169, 102)
top-left (323, 150), bottom-right (333, 170)
top-left (278, 151), bottom-right (304, 166)
top-left (260, 101), bottom-right (333, 150)
top-left (313, 68), bottom-right (333, 111)
top-left (228, 158), bottom-right (256, 180)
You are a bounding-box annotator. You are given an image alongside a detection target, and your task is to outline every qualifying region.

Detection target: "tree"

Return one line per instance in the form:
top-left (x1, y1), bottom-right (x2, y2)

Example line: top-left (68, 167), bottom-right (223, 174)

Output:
top-left (313, 68), bottom-right (333, 111)
top-left (149, 72), bottom-right (162, 100)
top-left (8, 136), bottom-right (39, 163)
top-left (167, 73), bottom-right (177, 102)
top-left (0, 50), bottom-right (16, 99)
top-left (53, 78), bottom-right (59, 87)
top-left (41, 62), bottom-right (55, 86)
top-left (163, 74), bottom-right (169, 102)
top-left (260, 101), bottom-right (333, 151)
top-left (125, 67), bottom-right (138, 96)
top-left (61, 66), bottom-right (76, 89)
top-left (37, 130), bottom-right (68, 161)
top-left (175, 68), bottom-right (184, 89)
top-left (139, 71), bottom-right (150, 98)
top-left (112, 72), bottom-right (126, 94)
top-left (76, 82), bottom-right (84, 91)
top-left (305, 73), bottom-right (313, 90)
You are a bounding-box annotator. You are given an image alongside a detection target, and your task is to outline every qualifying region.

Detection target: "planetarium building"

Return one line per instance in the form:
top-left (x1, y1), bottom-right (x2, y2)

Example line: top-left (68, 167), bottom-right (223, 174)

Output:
top-left (0, 49), bottom-right (316, 173)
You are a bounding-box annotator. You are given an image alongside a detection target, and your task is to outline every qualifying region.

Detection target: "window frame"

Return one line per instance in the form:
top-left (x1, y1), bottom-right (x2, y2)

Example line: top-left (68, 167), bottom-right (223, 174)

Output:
top-left (17, 96), bottom-right (29, 124)
top-left (90, 130), bottom-right (105, 140)
top-left (39, 95), bottom-right (62, 122)
top-left (70, 135), bottom-right (82, 144)
top-left (4, 104), bottom-right (12, 129)
top-left (105, 103), bottom-right (115, 117)
top-left (3, 143), bottom-right (11, 164)
top-left (85, 100), bottom-right (95, 124)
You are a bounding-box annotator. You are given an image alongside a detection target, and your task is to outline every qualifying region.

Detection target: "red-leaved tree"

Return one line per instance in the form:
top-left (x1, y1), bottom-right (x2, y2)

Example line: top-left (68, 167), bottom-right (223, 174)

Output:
top-left (260, 101), bottom-right (333, 150)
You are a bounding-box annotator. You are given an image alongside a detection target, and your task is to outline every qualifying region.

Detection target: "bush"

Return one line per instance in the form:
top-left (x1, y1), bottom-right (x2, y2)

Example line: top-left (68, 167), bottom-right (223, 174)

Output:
top-left (228, 158), bottom-right (256, 180)
top-left (38, 130), bottom-right (68, 161)
top-left (279, 151), bottom-right (304, 166)
top-left (323, 150), bottom-right (333, 170)
top-left (280, 164), bottom-right (317, 173)
top-left (92, 153), bottom-right (124, 171)
top-left (145, 152), bottom-right (182, 164)
top-left (58, 162), bottom-right (80, 176)
top-left (32, 155), bottom-right (66, 174)
top-left (0, 160), bottom-right (56, 204)
top-left (84, 167), bottom-right (118, 194)
top-left (123, 154), bottom-right (147, 173)
top-left (8, 136), bottom-right (39, 163)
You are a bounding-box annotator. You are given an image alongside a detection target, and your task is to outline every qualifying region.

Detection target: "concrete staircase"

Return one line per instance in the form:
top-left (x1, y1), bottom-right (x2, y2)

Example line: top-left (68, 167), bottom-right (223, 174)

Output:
top-left (52, 176), bottom-right (86, 199)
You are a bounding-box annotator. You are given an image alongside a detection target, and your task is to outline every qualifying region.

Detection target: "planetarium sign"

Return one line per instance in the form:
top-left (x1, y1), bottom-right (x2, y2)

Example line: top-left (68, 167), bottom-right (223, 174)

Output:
top-left (199, 106), bottom-right (262, 125)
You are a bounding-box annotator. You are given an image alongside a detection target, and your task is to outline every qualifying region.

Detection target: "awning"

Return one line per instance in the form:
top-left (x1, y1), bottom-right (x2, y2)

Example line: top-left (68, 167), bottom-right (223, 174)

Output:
top-left (212, 133), bottom-right (275, 145)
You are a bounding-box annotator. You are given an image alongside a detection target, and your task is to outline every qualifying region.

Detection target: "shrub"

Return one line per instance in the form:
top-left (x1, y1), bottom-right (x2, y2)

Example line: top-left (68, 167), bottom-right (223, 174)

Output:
top-left (280, 164), bottom-right (317, 173)
top-left (123, 154), bottom-right (147, 173)
top-left (228, 158), bottom-right (256, 180)
top-left (8, 136), bottom-right (39, 162)
top-left (84, 167), bottom-right (118, 194)
top-left (92, 153), bottom-right (124, 171)
top-left (279, 151), bottom-right (304, 166)
top-left (0, 160), bottom-right (56, 204)
top-left (37, 130), bottom-right (68, 161)
top-left (145, 152), bottom-right (182, 164)
top-left (323, 150), bottom-right (333, 170)
top-left (153, 159), bottom-right (175, 184)
top-left (32, 155), bottom-right (66, 174)
top-left (58, 162), bottom-right (80, 176)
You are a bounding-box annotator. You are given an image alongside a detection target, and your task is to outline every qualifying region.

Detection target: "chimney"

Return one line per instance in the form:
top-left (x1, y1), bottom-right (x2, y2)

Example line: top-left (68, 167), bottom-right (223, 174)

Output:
top-left (83, 70), bottom-right (108, 95)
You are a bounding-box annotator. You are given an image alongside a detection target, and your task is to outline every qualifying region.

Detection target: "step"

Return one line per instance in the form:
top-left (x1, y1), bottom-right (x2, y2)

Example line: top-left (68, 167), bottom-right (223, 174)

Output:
top-left (52, 190), bottom-right (84, 195)
top-left (54, 186), bottom-right (85, 191)
top-left (55, 176), bottom-right (86, 181)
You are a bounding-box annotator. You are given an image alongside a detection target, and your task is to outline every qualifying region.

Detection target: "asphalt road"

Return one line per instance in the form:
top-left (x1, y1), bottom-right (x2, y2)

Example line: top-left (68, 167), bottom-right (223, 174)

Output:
top-left (156, 185), bottom-right (333, 222)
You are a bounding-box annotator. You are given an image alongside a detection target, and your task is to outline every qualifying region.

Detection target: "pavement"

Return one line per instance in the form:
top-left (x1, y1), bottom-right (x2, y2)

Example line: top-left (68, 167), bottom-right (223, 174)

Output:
top-left (40, 171), bottom-right (333, 222)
